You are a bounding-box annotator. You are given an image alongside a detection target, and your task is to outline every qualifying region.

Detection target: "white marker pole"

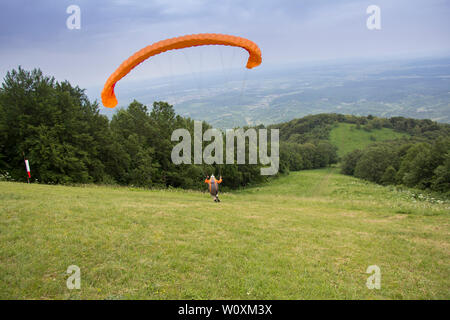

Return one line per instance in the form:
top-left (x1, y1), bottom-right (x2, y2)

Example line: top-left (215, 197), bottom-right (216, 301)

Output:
top-left (23, 155), bottom-right (30, 184)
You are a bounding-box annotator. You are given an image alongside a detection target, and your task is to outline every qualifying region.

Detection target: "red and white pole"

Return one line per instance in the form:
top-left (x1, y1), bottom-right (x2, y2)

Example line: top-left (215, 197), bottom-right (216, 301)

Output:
top-left (24, 159), bottom-right (31, 183)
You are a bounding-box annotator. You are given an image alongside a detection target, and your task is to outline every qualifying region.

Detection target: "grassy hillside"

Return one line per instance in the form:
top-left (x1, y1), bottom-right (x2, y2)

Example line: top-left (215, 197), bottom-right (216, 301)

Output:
top-left (1, 169), bottom-right (449, 299)
top-left (330, 123), bottom-right (409, 157)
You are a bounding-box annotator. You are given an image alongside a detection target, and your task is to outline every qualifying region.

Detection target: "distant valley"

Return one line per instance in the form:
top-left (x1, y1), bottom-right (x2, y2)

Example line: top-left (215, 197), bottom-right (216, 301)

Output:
top-left (92, 57), bottom-right (450, 128)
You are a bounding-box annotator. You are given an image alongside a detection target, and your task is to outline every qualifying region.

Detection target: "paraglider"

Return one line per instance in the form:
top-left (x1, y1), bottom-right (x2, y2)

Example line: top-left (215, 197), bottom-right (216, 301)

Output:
top-left (101, 33), bottom-right (262, 108)
top-left (205, 175), bottom-right (222, 202)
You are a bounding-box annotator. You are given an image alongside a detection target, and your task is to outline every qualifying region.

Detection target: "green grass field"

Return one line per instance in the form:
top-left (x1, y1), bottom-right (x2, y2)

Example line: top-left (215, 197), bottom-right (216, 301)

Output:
top-left (0, 169), bottom-right (449, 299)
top-left (330, 123), bottom-right (409, 157)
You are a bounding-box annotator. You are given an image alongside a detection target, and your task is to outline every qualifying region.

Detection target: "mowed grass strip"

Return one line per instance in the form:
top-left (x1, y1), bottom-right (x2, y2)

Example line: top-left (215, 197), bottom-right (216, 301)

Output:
top-left (329, 123), bottom-right (409, 157)
top-left (0, 169), bottom-right (448, 299)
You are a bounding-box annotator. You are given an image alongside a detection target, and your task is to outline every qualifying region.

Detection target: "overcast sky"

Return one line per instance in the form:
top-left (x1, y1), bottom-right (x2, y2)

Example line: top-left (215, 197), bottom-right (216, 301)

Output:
top-left (1, 0), bottom-right (449, 90)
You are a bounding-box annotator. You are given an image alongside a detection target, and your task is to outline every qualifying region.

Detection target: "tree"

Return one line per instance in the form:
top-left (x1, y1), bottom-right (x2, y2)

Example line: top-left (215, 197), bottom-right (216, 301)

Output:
top-left (0, 67), bottom-right (107, 183)
top-left (432, 152), bottom-right (450, 194)
top-left (398, 143), bottom-right (434, 189)
top-left (341, 149), bottom-right (363, 176)
top-left (314, 141), bottom-right (338, 167)
top-left (381, 166), bottom-right (397, 185)
top-left (354, 146), bottom-right (396, 184)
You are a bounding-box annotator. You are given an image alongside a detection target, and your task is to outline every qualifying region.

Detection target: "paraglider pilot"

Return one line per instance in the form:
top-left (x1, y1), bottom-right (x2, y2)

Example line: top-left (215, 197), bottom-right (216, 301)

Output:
top-left (205, 174), bottom-right (222, 202)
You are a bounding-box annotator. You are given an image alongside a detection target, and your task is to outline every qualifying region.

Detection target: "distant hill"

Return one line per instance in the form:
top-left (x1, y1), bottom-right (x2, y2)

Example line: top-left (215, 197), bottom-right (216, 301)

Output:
top-left (329, 123), bottom-right (409, 157)
top-left (269, 113), bottom-right (449, 161)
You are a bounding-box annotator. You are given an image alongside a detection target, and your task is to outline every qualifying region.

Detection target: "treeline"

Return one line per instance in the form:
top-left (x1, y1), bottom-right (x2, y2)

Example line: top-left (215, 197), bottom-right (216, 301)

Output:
top-left (341, 138), bottom-right (450, 195)
top-left (0, 67), bottom-right (337, 189)
top-left (279, 141), bottom-right (338, 173)
top-left (270, 113), bottom-right (450, 143)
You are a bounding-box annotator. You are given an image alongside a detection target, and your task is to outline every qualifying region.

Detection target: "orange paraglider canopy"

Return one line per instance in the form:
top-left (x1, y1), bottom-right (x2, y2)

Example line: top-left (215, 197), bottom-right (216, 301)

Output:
top-left (101, 33), bottom-right (262, 108)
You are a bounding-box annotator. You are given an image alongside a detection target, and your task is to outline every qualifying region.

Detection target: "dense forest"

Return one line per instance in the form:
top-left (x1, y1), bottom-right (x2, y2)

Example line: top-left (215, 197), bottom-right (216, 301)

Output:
top-left (341, 138), bottom-right (450, 195)
top-left (0, 67), bottom-right (338, 189)
top-left (270, 113), bottom-right (450, 195)
top-left (0, 67), bottom-right (449, 194)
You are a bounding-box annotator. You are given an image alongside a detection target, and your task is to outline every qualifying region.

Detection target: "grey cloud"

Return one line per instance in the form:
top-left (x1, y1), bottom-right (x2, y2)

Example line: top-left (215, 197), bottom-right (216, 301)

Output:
top-left (0, 0), bottom-right (449, 88)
